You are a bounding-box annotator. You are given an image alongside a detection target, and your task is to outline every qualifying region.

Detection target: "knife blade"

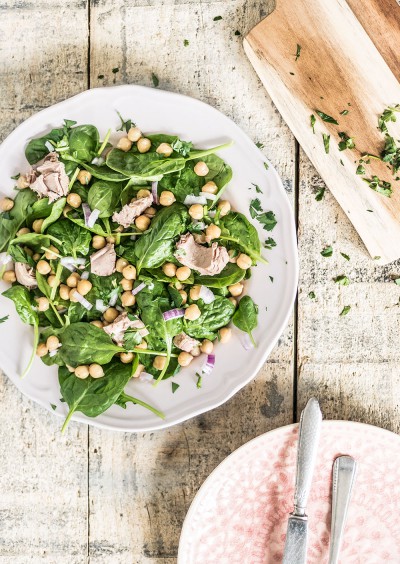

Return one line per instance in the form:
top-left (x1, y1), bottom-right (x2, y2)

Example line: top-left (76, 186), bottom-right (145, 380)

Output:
top-left (282, 398), bottom-right (322, 564)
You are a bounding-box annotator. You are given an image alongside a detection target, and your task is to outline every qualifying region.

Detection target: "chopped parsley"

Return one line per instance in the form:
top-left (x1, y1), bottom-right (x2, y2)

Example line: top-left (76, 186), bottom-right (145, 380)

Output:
top-left (112, 67), bottom-right (119, 74)
top-left (255, 141), bottom-right (264, 149)
top-left (340, 110), bottom-right (349, 115)
top-left (315, 110), bottom-right (339, 125)
top-left (196, 374), bottom-right (202, 388)
top-left (264, 162), bottom-right (269, 170)
top-left (321, 245), bottom-right (333, 257)
top-left (340, 252), bottom-right (350, 261)
top-left (50, 403), bottom-right (57, 411)
top-left (338, 132), bottom-right (355, 151)
top-left (356, 163), bottom-right (366, 175)
top-left (380, 134), bottom-right (400, 174)
top-left (315, 187), bottom-right (325, 201)
top-left (334, 275), bottom-right (350, 286)
top-left (295, 44), bottom-right (301, 61)
top-left (213, 15), bottom-right (222, 21)
top-left (310, 114), bottom-right (316, 134)
top-left (322, 133), bottom-right (330, 154)
top-left (249, 197), bottom-right (262, 218)
top-left (11, 173), bottom-right (20, 180)
top-left (252, 183), bottom-right (263, 194)
top-left (116, 111), bottom-right (135, 133)
top-left (171, 138), bottom-right (193, 157)
top-left (264, 237), bottom-right (276, 250)
top-left (269, 276), bottom-right (274, 283)
top-left (97, 74), bottom-right (104, 80)
top-left (172, 382), bottom-right (180, 393)
top-left (249, 198), bottom-right (277, 231)
top-left (0, 315), bottom-right (9, 324)
top-left (183, 39), bottom-right (189, 46)
top-left (362, 176), bottom-right (392, 197)
top-left (308, 291), bottom-right (316, 299)
top-left (340, 305), bottom-right (351, 317)
top-left (378, 104), bottom-right (400, 133)
top-left (151, 73), bottom-right (159, 87)
top-left (234, 30), bottom-right (241, 36)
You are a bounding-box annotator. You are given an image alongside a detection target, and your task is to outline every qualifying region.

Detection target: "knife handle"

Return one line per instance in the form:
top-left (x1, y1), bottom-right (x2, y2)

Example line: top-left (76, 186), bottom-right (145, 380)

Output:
top-left (293, 397), bottom-right (322, 516)
top-left (328, 456), bottom-right (357, 564)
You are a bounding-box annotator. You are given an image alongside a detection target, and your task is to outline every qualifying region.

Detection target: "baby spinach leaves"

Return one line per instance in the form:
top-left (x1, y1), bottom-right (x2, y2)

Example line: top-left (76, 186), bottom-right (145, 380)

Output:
top-left (58, 323), bottom-right (123, 366)
top-left (40, 197), bottom-right (66, 232)
top-left (48, 219), bottom-right (92, 257)
top-left (25, 119), bottom-right (76, 164)
top-left (0, 189), bottom-right (37, 252)
top-left (233, 296), bottom-right (258, 346)
top-left (106, 148), bottom-right (185, 179)
top-left (194, 263), bottom-right (245, 288)
top-left (184, 297), bottom-right (235, 340)
top-left (87, 180), bottom-right (122, 217)
top-left (219, 212), bottom-right (262, 263)
top-left (68, 124), bottom-right (99, 162)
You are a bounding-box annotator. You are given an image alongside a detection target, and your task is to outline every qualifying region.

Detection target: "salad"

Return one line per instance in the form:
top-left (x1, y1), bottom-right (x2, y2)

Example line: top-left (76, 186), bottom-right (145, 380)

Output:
top-left (0, 116), bottom-right (265, 431)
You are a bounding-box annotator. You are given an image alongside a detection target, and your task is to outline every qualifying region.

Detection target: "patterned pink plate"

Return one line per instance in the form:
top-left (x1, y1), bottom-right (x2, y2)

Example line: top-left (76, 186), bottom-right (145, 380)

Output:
top-left (178, 421), bottom-right (400, 563)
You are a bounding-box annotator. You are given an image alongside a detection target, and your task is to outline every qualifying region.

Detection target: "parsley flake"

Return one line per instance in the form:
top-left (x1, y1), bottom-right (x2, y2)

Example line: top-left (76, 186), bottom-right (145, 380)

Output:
top-left (0, 315), bottom-right (9, 324)
top-left (340, 110), bottom-right (349, 115)
top-left (116, 111), bottom-right (135, 133)
top-left (378, 104), bottom-right (400, 133)
top-left (151, 73), bottom-right (159, 87)
top-left (362, 176), bottom-right (392, 197)
top-left (172, 382), bottom-right (180, 393)
top-left (50, 403), bottom-right (57, 411)
top-left (356, 163), bottom-right (366, 175)
top-left (264, 162), bottom-right (269, 170)
top-left (255, 141), bottom-right (264, 149)
top-left (316, 110), bottom-right (339, 125)
top-left (308, 291), bottom-right (316, 299)
top-left (340, 305), bottom-right (351, 316)
top-left (234, 30), bottom-right (241, 36)
top-left (315, 187), bottom-right (325, 201)
top-left (340, 252), bottom-right (350, 261)
top-left (334, 275), bottom-right (350, 286)
top-left (183, 39), bottom-right (189, 46)
top-left (321, 245), bottom-right (333, 257)
top-left (338, 132), bottom-right (355, 151)
top-left (264, 237), bottom-right (276, 250)
top-left (295, 44), bottom-right (301, 61)
top-left (269, 276), bottom-right (274, 282)
top-left (310, 114), bottom-right (316, 134)
top-left (252, 183), bottom-right (263, 194)
top-left (112, 67), bottom-right (119, 74)
top-left (213, 15), bottom-right (222, 21)
top-left (322, 133), bottom-right (330, 154)
top-left (196, 374), bottom-right (203, 388)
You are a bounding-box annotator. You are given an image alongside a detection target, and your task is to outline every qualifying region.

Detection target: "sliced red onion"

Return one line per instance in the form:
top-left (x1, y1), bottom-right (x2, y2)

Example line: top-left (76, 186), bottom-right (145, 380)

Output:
top-left (202, 354), bottom-right (215, 375)
top-left (162, 308), bottom-right (185, 321)
top-left (184, 194), bottom-right (207, 206)
top-left (200, 191), bottom-right (217, 201)
top-left (240, 334), bottom-right (254, 351)
top-left (151, 181), bottom-right (159, 204)
top-left (139, 372), bottom-right (154, 383)
top-left (91, 156), bottom-right (105, 166)
top-left (95, 299), bottom-right (108, 313)
top-left (199, 285), bottom-right (215, 304)
top-left (72, 291), bottom-right (93, 310)
top-left (82, 203), bottom-right (91, 226)
top-left (81, 271), bottom-right (90, 280)
top-left (60, 258), bottom-right (75, 272)
top-left (108, 288), bottom-right (119, 307)
top-left (0, 253), bottom-right (12, 265)
top-left (45, 140), bottom-right (54, 152)
top-left (48, 349), bottom-right (58, 358)
top-left (87, 208), bottom-right (100, 228)
top-left (132, 282), bottom-right (146, 296)
top-left (139, 328), bottom-right (149, 337)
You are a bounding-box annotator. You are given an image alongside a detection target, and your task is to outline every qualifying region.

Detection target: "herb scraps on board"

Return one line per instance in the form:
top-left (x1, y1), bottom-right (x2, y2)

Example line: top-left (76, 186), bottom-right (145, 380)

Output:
top-left (295, 44), bottom-right (301, 61)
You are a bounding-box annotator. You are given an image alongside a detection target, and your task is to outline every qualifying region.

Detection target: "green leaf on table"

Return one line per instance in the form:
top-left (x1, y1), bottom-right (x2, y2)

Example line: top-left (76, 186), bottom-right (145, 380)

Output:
top-left (151, 73), bottom-right (159, 87)
top-left (322, 133), bottom-right (330, 154)
top-left (321, 245), bottom-right (333, 257)
top-left (334, 275), bottom-right (350, 286)
top-left (340, 305), bottom-right (351, 316)
top-left (308, 291), bottom-right (316, 299)
top-left (315, 110), bottom-right (339, 125)
top-left (172, 382), bottom-right (180, 393)
top-left (264, 237), bottom-right (276, 250)
top-left (340, 252), bottom-right (350, 261)
top-left (338, 132), bottom-right (355, 151)
top-left (315, 188), bottom-right (325, 201)
top-left (362, 176), bottom-right (392, 197)
top-left (310, 114), bottom-right (316, 134)
top-left (295, 43), bottom-right (301, 61)
top-left (0, 315), bottom-right (9, 324)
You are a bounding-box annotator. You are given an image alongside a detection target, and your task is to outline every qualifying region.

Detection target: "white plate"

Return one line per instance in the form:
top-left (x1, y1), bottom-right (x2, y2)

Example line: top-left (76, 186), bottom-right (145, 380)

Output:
top-left (0, 85), bottom-right (298, 432)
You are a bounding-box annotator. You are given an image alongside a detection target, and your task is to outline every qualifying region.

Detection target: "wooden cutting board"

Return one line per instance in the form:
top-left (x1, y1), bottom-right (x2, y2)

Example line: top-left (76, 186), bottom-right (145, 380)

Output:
top-left (244, 0), bottom-right (400, 263)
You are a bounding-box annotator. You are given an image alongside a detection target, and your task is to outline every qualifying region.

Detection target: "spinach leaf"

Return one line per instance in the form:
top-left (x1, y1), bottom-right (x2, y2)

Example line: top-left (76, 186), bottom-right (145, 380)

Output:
top-left (184, 297), bottom-right (235, 340)
top-left (143, 267), bottom-right (195, 286)
top-left (58, 322), bottom-right (123, 366)
top-left (40, 197), bottom-right (66, 232)
top-left (68, 124), bottom-right (99, 162)
top-left (106, 148), bottom-right (185, 179)
top-left (65, 213), bottom-right (108, 237)
top-left (59, 360), bottom-right (132, 432)
top-left (232, 296), bottom-right (258, 346)
top-left (203, 154), bottom-right (232, 193)
top-left (0, 189), bottom-right (37, 252)
top-left (25, 127), bottom-right (65, 164)
top-left (48, 219), bottom-right (91, 257)
top-left (186, 141), bottom-right (232, 162)
top-left (160, 161), bottom-right (204, 202)
top-left (194, 263), bottom-right (245, 288)
top-left (219, 212), bottom-right (261, 262)
top-left (62, 155), bottom-right (128, 182)
top-left (135, 203), bottom-right (189, 272)
top-left (27, 198), bottom-right (55, 223)
top-left (8, 244), bottom-right (35, 267)
top-left (87, 180), bottom-right (122, 217)
top-left (8, 232), bottom-right (57, 253)
top-left (115, 391), bottom-right (165, 419)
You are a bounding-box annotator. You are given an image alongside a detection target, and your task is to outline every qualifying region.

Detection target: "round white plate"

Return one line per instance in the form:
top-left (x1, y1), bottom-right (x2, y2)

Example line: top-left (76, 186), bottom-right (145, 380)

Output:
top-left (0, 85), bottom-right (297, 432)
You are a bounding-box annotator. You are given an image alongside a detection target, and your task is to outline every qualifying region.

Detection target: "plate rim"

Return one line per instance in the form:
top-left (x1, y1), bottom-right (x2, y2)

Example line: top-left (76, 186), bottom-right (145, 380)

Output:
top-left (0, 84), bottom-right (299, 432)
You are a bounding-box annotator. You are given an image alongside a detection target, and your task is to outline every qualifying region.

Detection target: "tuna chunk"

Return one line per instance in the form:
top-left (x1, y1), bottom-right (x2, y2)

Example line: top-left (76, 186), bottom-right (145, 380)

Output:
top-left (103, 312), bottom-right (145, 346)
top-left (15, 262), bottom-right (37, 289)
top-left (174, 233), bottom-right (229, 276)
top-left (29, 152), bottom-right (69, 203)
top-left (90, 244), bottom-right (116, 277)
top-left (112, 194), bottom-right (153, 228)
top-left (173, 332), bottom-right (200, 353)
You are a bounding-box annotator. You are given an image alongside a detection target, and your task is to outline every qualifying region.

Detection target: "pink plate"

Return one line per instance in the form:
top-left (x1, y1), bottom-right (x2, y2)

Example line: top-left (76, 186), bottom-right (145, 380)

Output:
top-left (178, 421), bottom-right (400, 563)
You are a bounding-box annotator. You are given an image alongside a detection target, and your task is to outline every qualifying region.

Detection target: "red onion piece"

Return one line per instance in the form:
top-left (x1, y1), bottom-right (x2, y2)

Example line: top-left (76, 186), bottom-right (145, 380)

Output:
top-left (162, 308), bottom-right (185, 321)
top-left (81, 271), bottom-right (90, 280)
top-left (200, 191), bottom-right (217, 201)
top-left (108, 288), bottom-right (119, 307)
top-left (72, 290), bottom-right (92, 310)
top-left (87, 209), bottom-right (100, 228)
top-left (151, 181), bottom-right (159, 204)
top-left (202, 354), bottom-right (215, 375)
top-left (240, 334), bottom-right (254, 351)
top-left (0, 252), bottom-right (12, 265)
top-left (95, 299), bottom-right (107, 313)
top-left (132, 282), bottom-right (146, 296)
top-left (184, 194), bottom-right (207, 206)
top-left (199, 285), bottom-right (215, 304)
top-left (82, 203), bottom-right (91, 226)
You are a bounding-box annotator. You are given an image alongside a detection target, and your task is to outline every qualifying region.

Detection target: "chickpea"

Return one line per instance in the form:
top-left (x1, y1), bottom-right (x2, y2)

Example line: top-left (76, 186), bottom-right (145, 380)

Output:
top-left (189, 285), bottom-right (201, 301)
top-left (156, 143), bottom-right (173, 157)
top-left (0, 198), bottom-right (14, 212)
top-left (202, 181), bottom-right (218, 194)
top-left (92, 235), bottom-right (106, 250)
top-left (219, 327), bottom-right (232, 343)
top-left (228, 249), bottom-right (238, 263)
top-left (122, 265), bottom-right (136, 280)
top-left (144, 206), bottom-right (156, 218)
top-left (191, 346), bottom-right (201, 357)
top-left (89, 364), bottom-right (104, 378)
top-left (135, 341), bottom-right (148, 350)
top-left (66, 365), bottom-right (75, 373)
top-left (77, 279), bottom-right (92, 296)
top-left (32, 219), bottom-right (44, 233)
top-left (120, 352), bottom-right (134, 364)
top-left (36, 343), bottom-right (49, 357)
top-left (90, 320), bottom-right (104, 329)
top-left (66, 272), bottom-right (80, 288)
top-left (2, 268), bottom-right (15, 284)
top-left (200, 339), bottom-right (214, 354)
top-left (237, 253), bottom-right (252, 270)
top-left (67, 193), bottom-right (82, 209)
top-left (189, 204), bottom-right (204, 220)
top-left (121, 291), bottom-right (136, 307)
top-left (117, 136), bottom-right (133, 152)
top-left (228, 297), bottom-right (237, 307)
top-left (16, 227), bottom-right (30, 236)
top-left (178, 290), bottom-right (187, 304)
top-left (120, 277), bottom-right (133, 291)
top-left (132, 363), bottom-right (145, 378)
top-left (162, 262), bottom-right (177, 278)
top-left (194, 233), bottom-right (206, 244)
top-left (63, 205), bottom-right (72, 217)
top-left (17, 175), bottom-right (30, 189)
top-left (47, 275), bottom-right (59, 288)
top-left (114, 258), bottom-right (127, 273)
top-left (205, 224), bottom-right (221, 240)
top-left (184, 303), bottom-right (201, 321)
top-left (33, 253), bottom-right (41, 262)
top-left (218, 200), bottom-right (231, 216)
top-left (37, 260), bottom-right (51, 275)
top-left (174, 281), bottom-right (183, 290)
top-left (36, 296), bottom-right (50, 312)
top-left (137, 137), bottom-right (151, 153)
top-left (59, 284), bottom-right (70, 301)
top-left (103, 307), bottom-right (119, 322)
top-left (153, 355), bottom-right (167, 370)
top-left (228, 282), bottom-right (244, 297)
top-left (46, 335), bottom-right (60, 352)
top-left (127, 126), bottom-right (142, 142)
top-left (178, 351), bottom-right (193, 367)
top-left (69, 289), bottom-right (79, 303)
top-left (77, 170), bottom-right (92, 185)
top-left (45, 245), bottom-right (59, 260)
top-left (194, 161), bottom-right (209, 176)
top-left (137, 189), bottom-right (151, 198)
top-left (176, 266), bottom-right (191, 281)
top-left (106, 236), bottom-right (116, 244)
top-left (135, 215), bottom-right (151, 231)
top-left (159, 191), bottom-right (176, 207)
top-left (75, 365), bottom-right (90, 379)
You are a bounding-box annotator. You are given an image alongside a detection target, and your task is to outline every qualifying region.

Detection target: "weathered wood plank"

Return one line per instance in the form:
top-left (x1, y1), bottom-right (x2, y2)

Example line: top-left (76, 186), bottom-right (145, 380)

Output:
top-left (0, 1), bottom-right (89, 562)
top-left (88, 0), bottom-right (296, 561)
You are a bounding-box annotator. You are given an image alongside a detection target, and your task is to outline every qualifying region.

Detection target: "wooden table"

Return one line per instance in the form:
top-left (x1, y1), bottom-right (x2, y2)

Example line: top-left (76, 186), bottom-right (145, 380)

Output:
top-left (1, 1), bottom-right (399, 562)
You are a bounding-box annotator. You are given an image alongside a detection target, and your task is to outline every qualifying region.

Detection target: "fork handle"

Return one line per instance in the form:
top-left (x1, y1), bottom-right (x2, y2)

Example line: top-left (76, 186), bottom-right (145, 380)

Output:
top-left (328, 455), bottom-right (357, 564)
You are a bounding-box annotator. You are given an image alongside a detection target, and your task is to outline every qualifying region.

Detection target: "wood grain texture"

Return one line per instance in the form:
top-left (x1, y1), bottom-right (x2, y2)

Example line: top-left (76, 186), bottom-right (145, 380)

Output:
top-left (244, 0), bottom-right (400, 263)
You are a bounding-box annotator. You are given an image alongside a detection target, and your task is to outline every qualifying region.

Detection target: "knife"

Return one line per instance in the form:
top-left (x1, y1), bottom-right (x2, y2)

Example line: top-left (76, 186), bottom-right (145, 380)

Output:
top-left (282, 398), bottom-right (322, 564)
